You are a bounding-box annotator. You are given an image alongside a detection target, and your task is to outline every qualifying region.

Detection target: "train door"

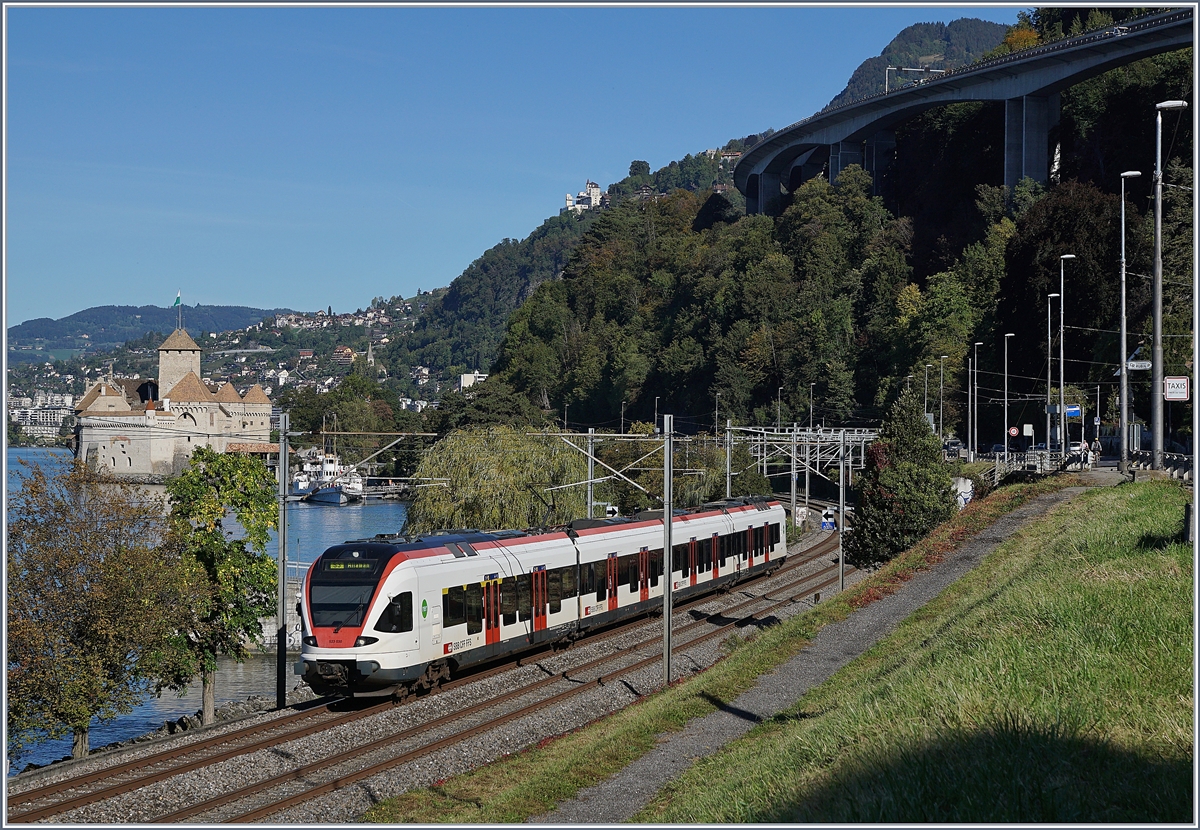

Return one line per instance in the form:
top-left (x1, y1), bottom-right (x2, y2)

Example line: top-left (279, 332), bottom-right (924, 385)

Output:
top-left (689, 538), bottom-right (697, 587)
top-left (762, 522), bottom-right (770, 563)
top-left (483, 578), bottom-right (501, 645)
top-left (638, 547), bottom-right (650, 602)
top-left (606, 553), bottom-right (619, 612)
top-left (711, 533), bottom-right (720, 579)
top-left (746, 526), bottom-right (754, 568)
top-left (532, 566), bottom-right (547, 632)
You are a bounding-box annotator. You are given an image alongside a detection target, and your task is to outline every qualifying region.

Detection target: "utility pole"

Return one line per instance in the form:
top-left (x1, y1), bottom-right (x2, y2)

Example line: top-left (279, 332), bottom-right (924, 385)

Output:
top-left (790, 423), bottom-right (797, 524)
top-left (662, 414), bottom-right (674, 687)
top-left (838, 429), bottom-right (846, 593)
top-left (276, 412), bottom-right (289, 710)
top-left (587, 428), bottom-right (595, 518)
top-left (1119, 170), bottom-right (1141, 471)
top-left (620, 400), bottom-right (626, 435)
top-left (725, 419), bottom-right (732, 499)
top-left (1152, 100), bottom-right (1187, 468)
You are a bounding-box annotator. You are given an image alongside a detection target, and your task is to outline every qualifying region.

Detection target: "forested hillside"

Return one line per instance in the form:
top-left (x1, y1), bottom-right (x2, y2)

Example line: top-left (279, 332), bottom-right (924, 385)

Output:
top-left (490, 17), bottom-right (1193, 450)
top-left (825, 18), bottom-right (1007, 109)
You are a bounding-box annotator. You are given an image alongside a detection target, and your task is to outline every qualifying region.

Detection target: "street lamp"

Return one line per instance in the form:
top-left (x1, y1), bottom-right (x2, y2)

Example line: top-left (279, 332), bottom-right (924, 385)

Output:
top-left (924, 364), bottom-right (931, 414)
top-left (1047, 293), bottom-right (1059, 451)
top-left (1153, 100), bottom-right (1187, 469)
top-left (939, 355), bottom-right (948, 442)
top-left (972, 342), bottom-right (982, 459)
top-left (1059, 254), bottom-right (1075, 453)
top-left (1004, 334), bottom-right (1014, 463)
top-left (1119, 170), bottom-right (1141, 471)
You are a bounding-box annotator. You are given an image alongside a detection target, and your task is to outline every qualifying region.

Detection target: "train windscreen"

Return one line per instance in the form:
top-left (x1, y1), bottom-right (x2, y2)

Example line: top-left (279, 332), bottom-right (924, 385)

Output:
top-left (308, 544), bottom-right (395, 630)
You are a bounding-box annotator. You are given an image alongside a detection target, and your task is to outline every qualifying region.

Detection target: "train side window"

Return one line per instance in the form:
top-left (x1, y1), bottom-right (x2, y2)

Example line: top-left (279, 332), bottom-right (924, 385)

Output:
top-left (596, 562), bottom-right (607, 602)
top-left (648, 549), bottom-right (659, 587)
top-left (699, 539), bottom-right (711, 573)
top-left (548, 570), bottom-right (562, 614)
top-left (444, 586), bottom-right (466, 628)
top-left (501, 577), bottom-right (517, 626)
top-left (673, 543), bottom-right (689, 577)
top-left (616, 554), bottom-right (633, 592)
top-left (561, 566), bottom-right (577, 599)
top-left (517, 574), bottom-right (532, 620)
top-left (771, 523), bottom-right (781, 546)
top-left (466, 583), bottom-right (482, 635)
top-left (374, 591), bottom-right (413, 633)
top-left (719, 535), bottom-right (727, 568)
top-left (580, 562), bottom-right (595, 596)
top-left (756, 526), bottom-right (765, 555)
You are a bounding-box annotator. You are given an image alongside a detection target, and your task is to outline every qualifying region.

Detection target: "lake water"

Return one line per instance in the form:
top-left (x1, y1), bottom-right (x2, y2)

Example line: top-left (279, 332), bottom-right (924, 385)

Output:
top-left (5, 446), bottom-right (408, 774)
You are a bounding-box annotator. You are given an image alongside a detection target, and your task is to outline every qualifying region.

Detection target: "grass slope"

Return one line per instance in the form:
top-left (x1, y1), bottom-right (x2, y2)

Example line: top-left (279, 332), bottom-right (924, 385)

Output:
top-left (637, 479), bottom-right (1193, 823)
top-left (362, 475), bottom-right (1099, 823)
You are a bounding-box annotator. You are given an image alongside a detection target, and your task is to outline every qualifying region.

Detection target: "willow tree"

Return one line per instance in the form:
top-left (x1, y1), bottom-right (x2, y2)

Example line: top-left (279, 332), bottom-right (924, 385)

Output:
top-left (7, 458), bottom-right (195, 762)
top-left (407, 426), bottom-right (594, 532)
top-left (165, 447), bottom-right (278, 725)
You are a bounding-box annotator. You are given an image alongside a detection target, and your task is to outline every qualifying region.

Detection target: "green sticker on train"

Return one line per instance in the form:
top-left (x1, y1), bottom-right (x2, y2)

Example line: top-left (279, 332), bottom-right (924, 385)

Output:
top-left (421, 599), bottom-right (428, 619)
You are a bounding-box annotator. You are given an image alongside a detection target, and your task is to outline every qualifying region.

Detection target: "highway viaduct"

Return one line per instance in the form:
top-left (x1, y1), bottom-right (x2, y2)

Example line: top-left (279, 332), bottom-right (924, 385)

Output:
top-left (735, 8), bottom-right (1194, 215)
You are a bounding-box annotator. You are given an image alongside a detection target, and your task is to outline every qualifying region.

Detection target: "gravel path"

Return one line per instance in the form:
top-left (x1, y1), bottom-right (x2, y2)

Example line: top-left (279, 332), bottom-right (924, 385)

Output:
top-left (531, 485), bottom-right (1088, 824)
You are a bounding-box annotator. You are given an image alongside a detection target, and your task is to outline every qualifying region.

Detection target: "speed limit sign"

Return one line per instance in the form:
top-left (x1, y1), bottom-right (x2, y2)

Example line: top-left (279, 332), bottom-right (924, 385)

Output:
top-left (1008, 427), bottom-right (1019, 437)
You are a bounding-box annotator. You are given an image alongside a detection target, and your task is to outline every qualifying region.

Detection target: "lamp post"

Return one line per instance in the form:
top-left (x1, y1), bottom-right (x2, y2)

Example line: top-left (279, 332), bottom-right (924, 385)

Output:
top-left (972, 342), bottom-right (982, 459)
top-left (714, 392), bottom-right (720, 435)
top-left (1153, 100), bottom-right (1187, 469)
top-left (924, 364), bottom-right (931, 414)
top-left (1119, 170), bottom-right (1141, 471)
top-left (1047, 293), bottom-right (1059, 450)
top-left (777, 386), bottom-right (783, 431)
top-left (809, 382), bottom-right (815, 431)
top-left (654, 396), bottom-right (660, 431)
top-left (620, 400), bottom-right (626, 435)
top-left (1059, 254), bottom-right (1075, 453)
top-left (1004, 334), bottom-right (1014, 463)
top-left (939, 355), bottom-right (948, 442)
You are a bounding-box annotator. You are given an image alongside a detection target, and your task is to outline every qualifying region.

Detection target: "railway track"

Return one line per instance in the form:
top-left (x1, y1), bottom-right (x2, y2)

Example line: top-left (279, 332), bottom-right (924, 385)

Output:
top-left (8, 533), bottom-right (848, 824)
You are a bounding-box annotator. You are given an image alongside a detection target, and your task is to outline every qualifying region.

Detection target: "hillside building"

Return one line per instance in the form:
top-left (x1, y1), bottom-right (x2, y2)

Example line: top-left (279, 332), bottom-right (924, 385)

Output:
top-left (73, 329), bottom-right (274, 479)
top-left (563, 180), bottom-right (607, 214)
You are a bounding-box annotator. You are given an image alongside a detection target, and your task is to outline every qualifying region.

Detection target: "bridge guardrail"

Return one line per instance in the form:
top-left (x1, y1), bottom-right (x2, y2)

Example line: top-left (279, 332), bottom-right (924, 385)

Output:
top-left (1128, 450), bottom-right (1193, 481)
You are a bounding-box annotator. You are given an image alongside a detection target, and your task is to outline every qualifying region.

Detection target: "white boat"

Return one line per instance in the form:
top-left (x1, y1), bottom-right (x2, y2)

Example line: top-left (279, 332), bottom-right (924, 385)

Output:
top-left (291, 450), bottom-right (363, 502)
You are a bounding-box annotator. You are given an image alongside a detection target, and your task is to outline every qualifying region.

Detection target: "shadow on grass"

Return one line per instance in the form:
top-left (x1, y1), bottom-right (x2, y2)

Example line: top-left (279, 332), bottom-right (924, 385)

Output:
top-left (776, 716), bottom-right (1192, 823)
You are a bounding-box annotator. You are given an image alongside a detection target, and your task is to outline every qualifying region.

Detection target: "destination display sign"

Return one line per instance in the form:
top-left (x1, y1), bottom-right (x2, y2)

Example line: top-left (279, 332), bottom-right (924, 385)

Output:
top-left (326, 560), bottom-right (374, 571)
top-left (1127, 360), bottom-right (1152, 370)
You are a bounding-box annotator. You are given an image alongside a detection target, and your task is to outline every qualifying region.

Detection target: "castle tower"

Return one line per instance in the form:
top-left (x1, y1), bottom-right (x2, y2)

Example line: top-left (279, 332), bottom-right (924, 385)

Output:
top-left (158, 329), bottom-right (202, 399)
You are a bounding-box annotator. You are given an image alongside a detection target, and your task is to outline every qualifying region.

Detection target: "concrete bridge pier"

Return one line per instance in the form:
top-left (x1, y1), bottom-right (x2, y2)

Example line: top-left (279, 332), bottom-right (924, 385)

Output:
top-left (829, 140), bottom-right (864, 183)
top-left (746, 170), bottom-right (783, 216)
top-left (864, 130), bottom-right (896, 194)
top-left (1004, 93), bottom-right (1060, 193)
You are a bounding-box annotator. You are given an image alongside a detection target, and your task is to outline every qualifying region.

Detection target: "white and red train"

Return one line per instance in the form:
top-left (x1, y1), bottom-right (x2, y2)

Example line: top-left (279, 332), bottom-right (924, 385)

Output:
top-left (296, 497), bottom-right (787, 698)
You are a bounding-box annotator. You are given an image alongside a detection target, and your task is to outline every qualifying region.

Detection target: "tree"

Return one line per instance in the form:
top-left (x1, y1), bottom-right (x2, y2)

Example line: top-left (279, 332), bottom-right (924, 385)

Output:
top-left (407, 426), bottom-right (592, 532)
top-left (7, 459), bottom-right (195, 762)
top-left (845, 389), bottom-right (955, 570)
top-left (164, 448), bottom-right (278, 725)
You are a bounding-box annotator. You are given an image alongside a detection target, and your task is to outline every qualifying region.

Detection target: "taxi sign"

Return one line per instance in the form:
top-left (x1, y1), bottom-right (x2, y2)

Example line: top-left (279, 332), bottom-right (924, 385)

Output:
top-left (1165, 376), bottom-right (1190, 401)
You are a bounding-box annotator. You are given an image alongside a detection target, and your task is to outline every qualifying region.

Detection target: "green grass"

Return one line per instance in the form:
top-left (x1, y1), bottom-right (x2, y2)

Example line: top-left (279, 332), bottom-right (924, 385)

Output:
top-left (361, 475), bottom-right (1088, 823)
top-left (635, 479), bottom-right (1193, 823)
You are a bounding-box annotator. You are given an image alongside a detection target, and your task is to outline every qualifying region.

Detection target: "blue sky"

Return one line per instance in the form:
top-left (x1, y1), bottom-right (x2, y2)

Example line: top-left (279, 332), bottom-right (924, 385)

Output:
top-left (4, 4), bottom-right (1019, 326)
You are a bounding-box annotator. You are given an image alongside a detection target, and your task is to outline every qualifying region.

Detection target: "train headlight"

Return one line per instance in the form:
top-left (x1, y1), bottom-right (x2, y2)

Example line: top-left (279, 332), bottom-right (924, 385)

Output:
top-left (302, 635), bottom-right (318, 646)
top-left (354, 636), bottom-right (379, 647)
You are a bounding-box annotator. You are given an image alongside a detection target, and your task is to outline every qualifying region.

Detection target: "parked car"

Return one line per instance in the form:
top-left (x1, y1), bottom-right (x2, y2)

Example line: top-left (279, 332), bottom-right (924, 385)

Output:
top-left (991, 444), bottom-right (1005, 454)
top-left (1069, 440), bottom-right (1086, 453)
